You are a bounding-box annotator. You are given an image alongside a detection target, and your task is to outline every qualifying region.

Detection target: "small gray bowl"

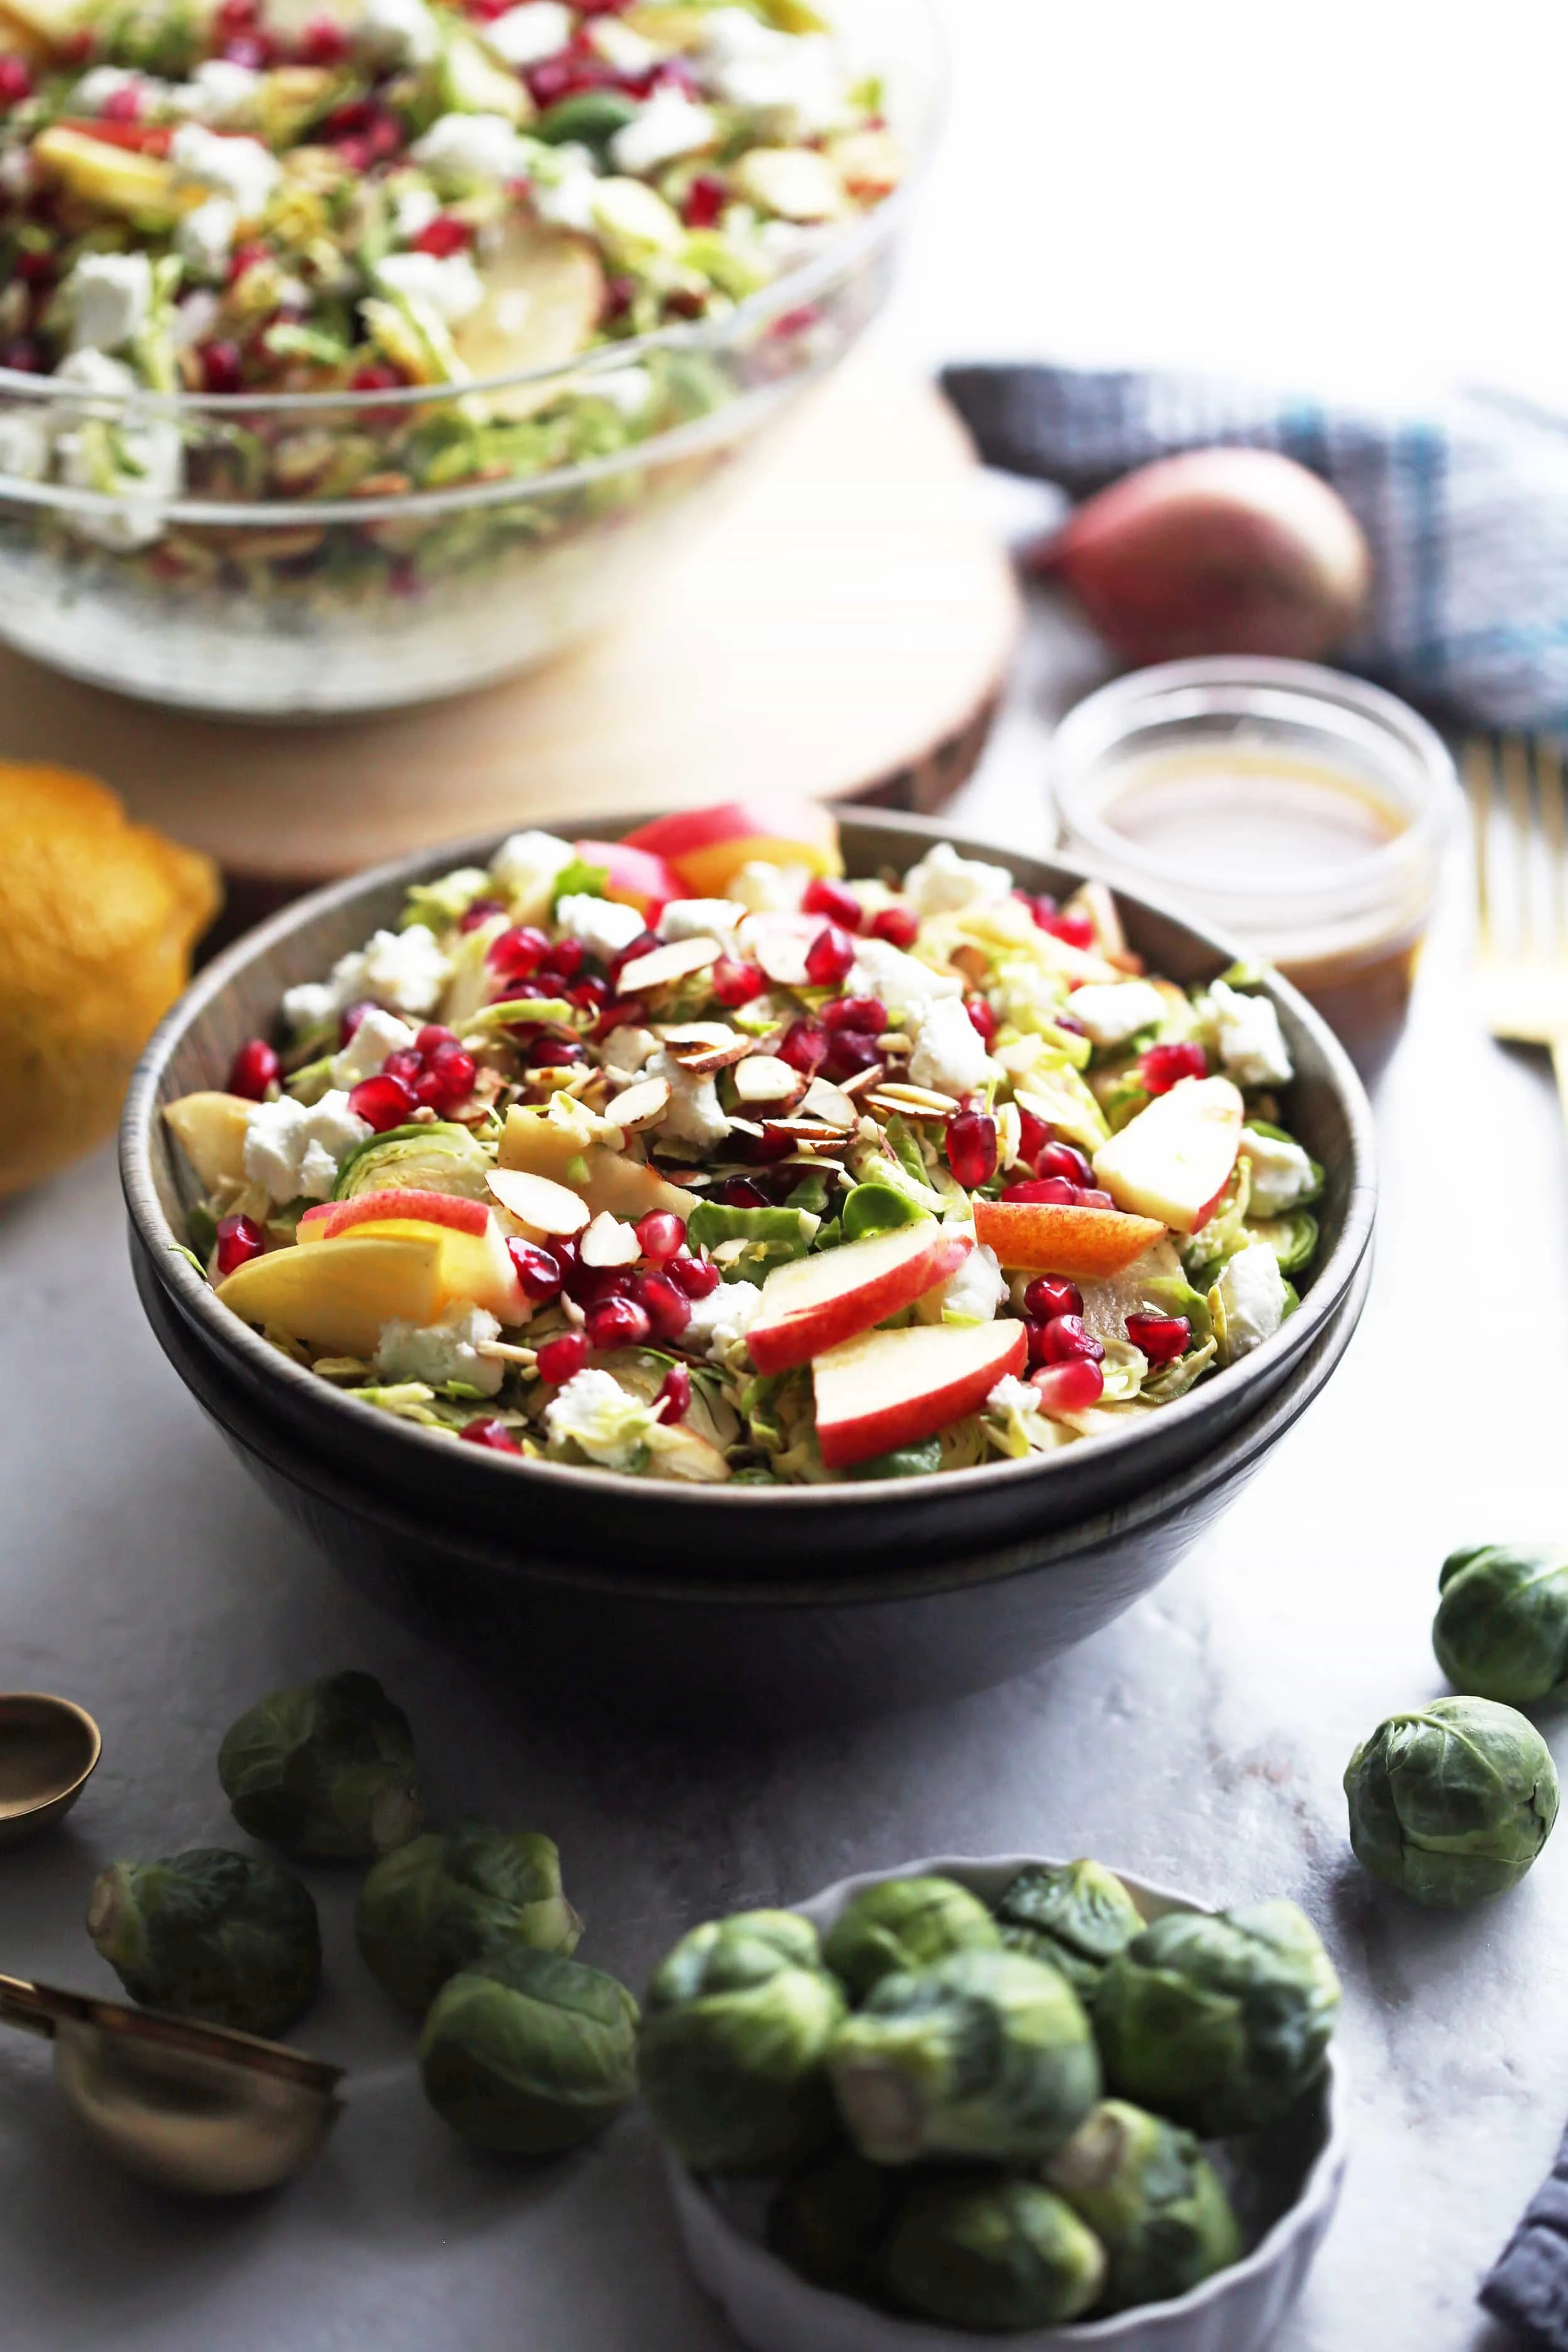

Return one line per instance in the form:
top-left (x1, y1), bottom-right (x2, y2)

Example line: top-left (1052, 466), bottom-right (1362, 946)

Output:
top-left (665, 1854), bottom-right (1349, 2352)
top-left (120, 810), bottom-right (1375, 1722)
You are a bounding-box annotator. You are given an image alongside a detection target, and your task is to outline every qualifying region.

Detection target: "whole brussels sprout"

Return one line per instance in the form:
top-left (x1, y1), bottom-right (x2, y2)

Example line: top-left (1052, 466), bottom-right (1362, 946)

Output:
top-left (993, 1860), bottom-right (1144, 1996)
top-left (356, 1821), bottom-right (582, 2010)
top-left (767, 2144), bottom-right (904, 2296)
top-left (829, 1947), bottom-right (1100, 2165)
top-left (823, 1877), bottom-right (1000, 2003)
top-left (218, 1670), bottom-right (421, 1860)
top-left (1433, 1544), bottom-right (1568, 1705)
top-left (882, 2174), bottom-right (1106, 2330)
top-left (1045, 2100), bottom-right (1241, 2311)
top-left (418, 1948), bottom-right (638, 2155)
top-left (1345, 1695), bottom-right (1559, 1909)
top-left (86, 1848), bottom-right (320, 2037)
top-left (1096, 1902), bottom-right (1340, 2136)
top-left (639, 1910), bottom-right (847, 2175)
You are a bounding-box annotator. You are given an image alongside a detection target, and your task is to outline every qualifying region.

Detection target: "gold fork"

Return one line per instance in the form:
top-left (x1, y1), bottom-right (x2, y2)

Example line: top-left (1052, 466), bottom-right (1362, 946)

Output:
top-left (1466, 733), bottom-right (1568, 1110)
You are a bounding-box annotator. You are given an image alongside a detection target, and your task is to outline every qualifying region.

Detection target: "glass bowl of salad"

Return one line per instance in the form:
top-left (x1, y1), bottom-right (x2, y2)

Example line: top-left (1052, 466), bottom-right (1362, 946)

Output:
top-left (122, 803), bottom-right (1376, 1715)
top-left (0, 0), bottom-right (938, 715)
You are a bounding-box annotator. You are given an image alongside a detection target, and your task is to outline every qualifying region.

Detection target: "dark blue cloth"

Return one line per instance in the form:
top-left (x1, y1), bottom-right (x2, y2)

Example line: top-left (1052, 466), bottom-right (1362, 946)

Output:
top-left (1480, 2119), bottom-right (1568, 2345)
top-left (941, 364), bottom-right (1568, 736)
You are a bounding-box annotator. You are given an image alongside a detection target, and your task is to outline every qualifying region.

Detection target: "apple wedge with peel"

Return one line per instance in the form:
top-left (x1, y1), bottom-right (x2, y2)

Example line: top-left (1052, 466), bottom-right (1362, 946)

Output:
top-left (815, 1320), bottom-right (1029, 1470)
top-left (747, 1224), bottom-right (972, 1376)
top-left (297, 1191), bottom-right (527, 1322)
top-left (975, 1198), bottom-right (1165, 1279)
top-left (216, 1236), bottom-right (447, 1360)
top-left (573, 839), bottom-right (681, 920)
top-left (1091, 1076), bottom-right (1244, 1234)
top-left (162, 1092), bottom-right (254, 1191)
top-left (621, 797), bottom-right (842, 895)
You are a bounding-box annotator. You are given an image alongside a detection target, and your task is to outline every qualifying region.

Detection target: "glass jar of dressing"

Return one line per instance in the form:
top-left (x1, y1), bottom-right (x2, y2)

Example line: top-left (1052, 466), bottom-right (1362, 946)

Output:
top-left (1051, 657), bottom-right (1459, 1078)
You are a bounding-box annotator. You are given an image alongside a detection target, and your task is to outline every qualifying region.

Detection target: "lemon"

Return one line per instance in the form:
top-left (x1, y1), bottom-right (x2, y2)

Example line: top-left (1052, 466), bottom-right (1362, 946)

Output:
top-left (0, 762), bottom-right (221, 1198)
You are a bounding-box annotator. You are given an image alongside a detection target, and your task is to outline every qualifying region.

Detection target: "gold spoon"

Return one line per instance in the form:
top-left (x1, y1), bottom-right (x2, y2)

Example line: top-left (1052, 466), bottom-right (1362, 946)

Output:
top-left (0, 1694), bottom-right (102, 1846)
top-left (0, 1974), bottom-right (344, 2195)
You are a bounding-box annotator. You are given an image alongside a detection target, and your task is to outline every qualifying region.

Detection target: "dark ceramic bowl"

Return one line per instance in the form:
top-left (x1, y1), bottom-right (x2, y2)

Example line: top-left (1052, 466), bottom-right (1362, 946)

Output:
top-left (122, 812), bottom-right (1375, 1720)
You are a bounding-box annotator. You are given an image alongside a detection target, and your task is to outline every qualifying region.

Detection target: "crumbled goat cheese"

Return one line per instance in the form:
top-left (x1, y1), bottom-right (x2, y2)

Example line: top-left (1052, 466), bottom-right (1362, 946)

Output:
top-left (58, 413), bottom-right (183, 551)
top-left (66, 252), bottom-right (153, 353)
top-left (543, 1368), bottom-right (653, 1468)
top-left (393, 184), bottom-right (442, 241)
top-left (479, 0), bottom-right (572, 65)
top-left (169, 124), bottom-right (280, 219)
top-left (358, 0), bottom-right (441, 68)
top-left (176, 196), bottom-right (238, 277)
top-left (531, 149), bottom-right (600, 233)
top-left (411, 110), bottom-right (530, 183)
top-left (1209, 980), bottom-right (1293, 1089)
top-left (1064, 980), bottom-right (1167, 1049)
top-left (373, 1305), bottom-right (504, 1394)
top-left (322, 924), bottom-right (452, 1019)
top-left (847, 934), bottom-right (962, 1017)
top-left (489, 829), bottom-right (575, 923)
top-left (647, 1049), bottom-right (730, 1153)
top-left (659, 898), bottom-right (746, 950)
top-left (375, 249), bottom-right (485, 322)
top-left (601, 1024), bottom-right (657, 1074)
top-left (0, 410), bottom-right (50, 482)
top-left (986, 1374), bottom-right (1039, 1416)
top-left (1214, 1242), bottom-right (1288, 1359)
top-left (1239, 1126), bottom-right (1316, 1216)
top-left (556, 893), bottom-right (646, 960)
top-left (908, 994), bottom-right (993, 1097)
top-left (242, 1090), bottom-right (373, 1204)
top-left (903, 844), bottom-right (1014, 918)
top-left (169, 58), bottom-right (262, 124)
top-left (75, 65), bottom-right (157, 112)
top-left (331, 1007), bottom-right (418, 1089)
top-left (931, 1239), bottom-right (1005, 1324)
top-left (610, 87), bottom-right (717, 175)
top-left (697, 10), bottom-right (842, 131)
top-left (729, 859), bottom-right (809, 913)
top-left (679, 1277), bottom-right (763, 1361)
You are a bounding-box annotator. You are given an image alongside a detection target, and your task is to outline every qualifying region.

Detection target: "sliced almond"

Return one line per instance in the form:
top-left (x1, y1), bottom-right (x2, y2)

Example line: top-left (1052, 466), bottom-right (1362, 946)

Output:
top-left (580, 1210), bottom-right (642, 1268)
top-left (733, 1055), bottom-right (803, 1104)
top-left (799, 1078), bottom-right (857, 1128)
top-left (723, 1115), bottom-right (766, 1138)
top-left (761, 1120), bottom-right (845, 1147)
top-left (711, 1237), bottom-right (751, 1266)
top-left (617, 936), bottom-right (721, 993)
top-left (605, 1075), bottom-right (670, 1131)
top-left (838, 1064), bottom-right (887, 1099)
top-left (657, 1021), bottom-right (737, 1050)
top-left (488, 1168), bottom-right (591, 1237)
top-left (876, 1081), bottom-right (961, 1113)
top-left (739, 911), bottom-right (820, 988)
top-left (867, 1092), bottom-right (950, 1123)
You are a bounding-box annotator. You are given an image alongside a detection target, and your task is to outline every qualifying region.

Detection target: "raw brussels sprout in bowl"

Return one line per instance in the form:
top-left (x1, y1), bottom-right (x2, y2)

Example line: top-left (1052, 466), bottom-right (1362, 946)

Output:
top-left (657, 1854), bottom-right (1349, 2352)
top-left (0, 0), bottom-right (940, 715)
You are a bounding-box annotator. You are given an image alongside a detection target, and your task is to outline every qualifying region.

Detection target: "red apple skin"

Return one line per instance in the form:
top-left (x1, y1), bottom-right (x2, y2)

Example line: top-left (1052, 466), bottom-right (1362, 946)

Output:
top-left (974, 1199), bottom-right (1165, 1279)
top-left (747, 1230), bottom-right (971, 1376)
top-left (622, 797), bottom-right (843, 893)
top-left (816, 1322), bottom-right (1028, 1470)
top-left (1036, 448), bottom-right (1371, 664)
top-left (575, 839), bottom-right (681, 919)
top-left (300, 1189), bottom-right (489, 1242)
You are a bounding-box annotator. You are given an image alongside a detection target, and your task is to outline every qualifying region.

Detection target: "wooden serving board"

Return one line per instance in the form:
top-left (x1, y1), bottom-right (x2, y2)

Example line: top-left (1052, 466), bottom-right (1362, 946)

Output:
top-left (0, 363), bottom-right (1018, 924)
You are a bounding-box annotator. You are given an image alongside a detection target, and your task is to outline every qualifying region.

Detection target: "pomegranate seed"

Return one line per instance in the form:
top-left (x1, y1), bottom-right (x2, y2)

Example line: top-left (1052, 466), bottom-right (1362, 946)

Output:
top-left (415, 1023), bottom-right (456, 1053)
top-left (337, 999), bottom-right (380, 1044)
top-left (718, 1177), bottom-right (770, 1209)
top-left (655, 1362), bottom-right (692, 1420)
top-left (1039, 1140), bottom-right (1093, 1186)
top-left (489, 924), bottom-right (550, 977)
top-left (1141, 1040), bottom-right (1208, 1094)
top-left (711, 958), bottom-right (763, 1008)
top-left (1024, 1275), bottom-right (1082, 1321)
top-left (595, 995), bottom-right (648, 1039)
top-left (802, 877), bottom-right (864, 933)
top-left (537, 937), bottom-right (584, 982)
top-left (668, 1253), bottom-right (720, 1299)
top-left (636, 1210), bottom-right (686, 1263)
top-left (215, 1213), bottom-right (266, 1276)
top-left (412, 213), bottom-right (471, 257)
top-left (779, 1019), bottom-right (828, 1076)
top-left (1039, 1313), bottom-right (1104, 1365)
top-left (365, 112), bottom-right (403, 160)
top-left (1126, 1313), bottom-right (1192, 1366)
top-left (536, 1330), bottom-right (590, 1384)
top-left (1004, 1176), bottom-right (1080, 1205)
top-left (825, 1030), bottom-right (881, 1082)
top-left (348, 1073), bottom-right (415, 1131)
top-left (1031, 1358), bottom-right (1105, 1414)
top-left (1045, 910), bottom-right (1096, 950)
top-left (601, 273), bottom-right (637, 324)
top-left (804, 924), bottom-right (856, 989)
top-left (197, 336), bottom-right (243, 395)
top-left (633, 1271), bottom-right (691, 1343)
top-left (383, 1046), bottom-right (423, 1083)
top-left (682, 171), bottom-right (726, 228)
top-left (415, 1049), bottom-right (475, 1111)
top-left (460, 1417), bottom-right (521, 1453)
top-left (1015, 1107), bottom-right (1052, 1169)
top-left (569, 976), bottom-right (610, 1014)
top-left (606, 931), bottom-right (659, 982)
top-left (822, 994), bottom-right (885, 1034)
top-left (228, 241), bottom-right (269, 283)
top-left (351, 363), bottom-right (403, 393)
top-left (1078, 1188), bottom-right (1116, 1209)
top-left (1026, 892), bottom-right (1057, 926)
top-left (100, 81), bottom-right (143, 120)
top-left (458, 896), bottom-right (506, 932)
top-left (0, 334), bottom-right (43, 372)
top-left (227, 1037), bottom-right (280, 1099)
top-left (870, 905), bottom-right (918, 950)
top-left (508, 1239), bottom-right (563, 1303)
top-left (585, 1294), bottom-right (651, 1349)
top-left (946, 1108), bottom-right (998, 1190)
top-left (1024, 1318), bottom-right (1052, 1370)
top-left (297, 13), bottom-right (349, 60)
top-left (526, 1036), bottom-right (585, 1067)
top-left (965, 994), bottom-right (997, 1046)
top-left (0, 55), bottom-right (33, 103)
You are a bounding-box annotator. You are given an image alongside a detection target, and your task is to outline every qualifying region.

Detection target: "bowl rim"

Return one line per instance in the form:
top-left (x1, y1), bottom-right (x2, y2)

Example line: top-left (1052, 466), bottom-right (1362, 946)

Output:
top-left (662, 1850), bottom-right (1350, 2349)
top-left (0, 0), bottom-right (945, 447)
top-left (120, 806), bottom-right (1378, 1521)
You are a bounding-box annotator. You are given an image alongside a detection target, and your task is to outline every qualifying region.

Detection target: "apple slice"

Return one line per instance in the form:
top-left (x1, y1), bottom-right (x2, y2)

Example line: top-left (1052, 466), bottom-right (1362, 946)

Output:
top-left (299, 1189), bottom-right (489, 1243)
top-left (622, 797), bottom-right (842, 895)
top-left (1091, 1076), bottom-right (1244, 1234)
top-left (216, 1236), bottom-right (446, 1360)
top-left (815, 1320), bottom-right (1028, 1470)
top-left (975, 1199), bottom-right (1165, 1279)
top-left (499, 1104), bottom-right (697, 1221)
top-left (748, 1224), bottom-right (970, 1376)
top-left (297, 1192), bottom-right (526, 1322)
top-left (451, 218), bottom-right (605, 420)
top-left (163, 1091), bottom-right (254, 1192)
top-left (575, 839), bottom-right (681, 920)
